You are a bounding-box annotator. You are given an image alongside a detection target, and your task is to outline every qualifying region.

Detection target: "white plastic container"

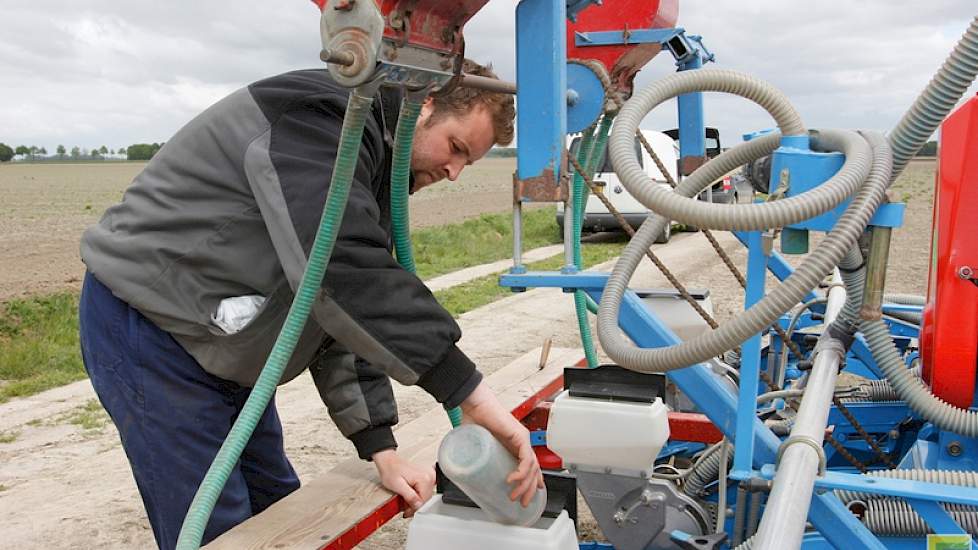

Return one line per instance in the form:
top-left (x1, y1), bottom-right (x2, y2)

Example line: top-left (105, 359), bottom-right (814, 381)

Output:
top-left (405, 495), bottom-right (578, 550)
top-left (546, 389), bottom-right (670, 473)
top-left (437, 424), bottom-right (546, 526)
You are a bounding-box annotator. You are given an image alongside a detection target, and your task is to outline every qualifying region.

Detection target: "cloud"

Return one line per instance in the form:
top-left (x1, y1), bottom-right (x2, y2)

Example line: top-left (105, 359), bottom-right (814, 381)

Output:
top-left (0, 1), bottom-right (974, 149)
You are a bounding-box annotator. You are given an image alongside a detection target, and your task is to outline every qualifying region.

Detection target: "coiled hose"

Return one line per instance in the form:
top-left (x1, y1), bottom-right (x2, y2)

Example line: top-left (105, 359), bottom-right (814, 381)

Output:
top-left (834, 470), bottom-right (978, 537)
top-left (863, 500), bottom-right (978, 536)
top-left (683, 442), bottom-right (733, 498)
top-left (598, 125), bottom-right (889, 372)
top-left (388, 95), bottom-right (464, 428)
top-left (855, 15), bottom-right (978, 437)
top-left (175, 88), bottom-right (376, 550)
top-left (608, 69), bottom-right (875, 232)
top-left (572, 117), bottom-right (608, 368)
top-left (888, 16), bottom-right (978, 182)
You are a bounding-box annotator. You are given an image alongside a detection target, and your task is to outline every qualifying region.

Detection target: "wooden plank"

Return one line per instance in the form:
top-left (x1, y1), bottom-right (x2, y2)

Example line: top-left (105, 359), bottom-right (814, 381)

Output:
top-left (206, 347), bottom-right (582, 550)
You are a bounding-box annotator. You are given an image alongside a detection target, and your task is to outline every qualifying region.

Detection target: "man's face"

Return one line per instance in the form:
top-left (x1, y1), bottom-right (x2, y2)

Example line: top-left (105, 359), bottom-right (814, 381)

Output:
top-left (409, 99), bottom-right (495, 192)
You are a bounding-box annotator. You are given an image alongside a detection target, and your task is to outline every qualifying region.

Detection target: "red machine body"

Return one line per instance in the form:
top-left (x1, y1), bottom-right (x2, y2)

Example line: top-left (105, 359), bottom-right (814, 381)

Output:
top-left (920, 94), bottom-right (978, 409)
top-left (313, 0), bottom-right (491, 55)
top-left (566, 0), bottom-right (679, 93)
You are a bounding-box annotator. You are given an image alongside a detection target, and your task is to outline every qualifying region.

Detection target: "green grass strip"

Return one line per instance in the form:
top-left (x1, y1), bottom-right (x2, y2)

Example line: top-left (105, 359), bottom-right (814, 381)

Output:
top-left (434, 239), bottom-right (626, 318)
top-left (0, 292), bottom-right (85, 403)
top-left (0, 206), bottom-right (574, 403)
top-left (412, 206), bottom-right (559, 279)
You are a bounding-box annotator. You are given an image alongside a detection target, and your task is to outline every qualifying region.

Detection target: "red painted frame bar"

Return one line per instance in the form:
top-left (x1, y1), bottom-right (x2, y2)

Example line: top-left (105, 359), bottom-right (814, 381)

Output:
top-left (319, 370), bottom-right (572, 550)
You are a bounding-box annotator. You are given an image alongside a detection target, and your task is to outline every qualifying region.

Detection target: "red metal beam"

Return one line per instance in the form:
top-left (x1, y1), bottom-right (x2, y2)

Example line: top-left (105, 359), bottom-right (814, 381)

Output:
top-left (320, 364), bottom-right (581, 550)
top-left (667, 411), bottom-right (724, 444)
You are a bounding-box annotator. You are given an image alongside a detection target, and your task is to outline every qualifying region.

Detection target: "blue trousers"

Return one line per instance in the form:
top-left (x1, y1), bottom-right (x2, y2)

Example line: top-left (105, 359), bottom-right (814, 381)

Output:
top-left (78, 272), bottom-right (300, 549)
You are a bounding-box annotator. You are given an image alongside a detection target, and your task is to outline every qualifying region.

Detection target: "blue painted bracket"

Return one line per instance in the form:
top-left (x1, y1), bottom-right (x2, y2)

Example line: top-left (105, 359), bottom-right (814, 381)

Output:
top-left (758, 466), bottom-right (978, 508)
top-left (515, 0), bottom-right (566, 199)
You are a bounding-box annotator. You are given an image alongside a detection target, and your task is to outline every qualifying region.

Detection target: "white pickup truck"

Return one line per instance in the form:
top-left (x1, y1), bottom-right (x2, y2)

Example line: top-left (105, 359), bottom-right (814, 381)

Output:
top-left (557, 129), bottom-right (679, 243)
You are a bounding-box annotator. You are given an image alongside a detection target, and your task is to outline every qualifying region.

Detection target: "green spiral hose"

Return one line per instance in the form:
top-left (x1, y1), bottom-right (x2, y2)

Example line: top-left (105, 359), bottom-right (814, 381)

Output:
top-left (175, 89), bottom-right (376, 550)
top-left (389, 95), bottom-right (464, 428)
top-left (571, 116), bottom-right (614, 368)
top-left (390, 98), bottom-right (422, 275)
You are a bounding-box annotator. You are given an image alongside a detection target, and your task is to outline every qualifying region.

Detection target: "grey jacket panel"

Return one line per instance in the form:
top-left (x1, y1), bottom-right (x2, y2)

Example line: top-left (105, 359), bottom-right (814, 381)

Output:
top-left (310, 342), bottom-right (398, 460)
top-left (80, 70), bottom-right (481, 459)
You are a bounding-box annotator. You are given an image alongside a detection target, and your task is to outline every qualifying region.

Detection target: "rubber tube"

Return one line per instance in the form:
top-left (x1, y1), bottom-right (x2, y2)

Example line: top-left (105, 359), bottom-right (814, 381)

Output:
top-left (858, 15), bottom-right (978, 437)
top-left (888, 16), bottom-right (978, 181)
top-left (176, 88), bottom-right (376, 550)
top-left (388, 95), bottom-right (464, 427)
top-left (610, 69), bottom-right (876, 231)
top-left (598, 129), bottom-right (889, 373)
top-left (572, 122), bottom-right (602, 368)
top-left (390, 98), bottom-right (423, 274)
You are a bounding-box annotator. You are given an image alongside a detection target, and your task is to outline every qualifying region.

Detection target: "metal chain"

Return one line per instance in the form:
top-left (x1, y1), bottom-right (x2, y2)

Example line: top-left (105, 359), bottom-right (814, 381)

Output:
top-left (568, 154), bottom-right (719, 330)
top-left (826, 432), bottom-right (869, 472)
top-left (832, 395), bottom-right (897, 469)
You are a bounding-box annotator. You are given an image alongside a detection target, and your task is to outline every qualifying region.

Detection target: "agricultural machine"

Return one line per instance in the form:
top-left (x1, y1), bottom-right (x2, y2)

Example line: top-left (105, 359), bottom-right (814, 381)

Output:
top-left (186, 1), bottom-right (978, 549)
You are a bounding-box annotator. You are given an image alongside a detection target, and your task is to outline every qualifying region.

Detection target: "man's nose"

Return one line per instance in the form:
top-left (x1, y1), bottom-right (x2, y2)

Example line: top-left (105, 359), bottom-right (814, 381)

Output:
top-left (446, 161), bottom-right (464, 181)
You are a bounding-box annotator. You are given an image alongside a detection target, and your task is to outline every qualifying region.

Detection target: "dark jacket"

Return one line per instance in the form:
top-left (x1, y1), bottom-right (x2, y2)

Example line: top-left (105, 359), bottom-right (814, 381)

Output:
top-left (80, 69), bottom-right (481, 459)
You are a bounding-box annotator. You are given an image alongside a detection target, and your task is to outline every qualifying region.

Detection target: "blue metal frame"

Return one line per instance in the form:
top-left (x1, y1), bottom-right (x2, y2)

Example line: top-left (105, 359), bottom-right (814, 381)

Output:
top-left (499, 271), bottom-right (886, 549)
top-left (515, 0), bottom-right (566, 190)
top-left (508, 8), bottom-right (977, 547)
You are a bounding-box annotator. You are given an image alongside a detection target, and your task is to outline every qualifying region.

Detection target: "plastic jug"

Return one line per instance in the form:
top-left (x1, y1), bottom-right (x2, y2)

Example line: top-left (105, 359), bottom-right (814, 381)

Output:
top-left (437, 424), bottom-right (546, 526)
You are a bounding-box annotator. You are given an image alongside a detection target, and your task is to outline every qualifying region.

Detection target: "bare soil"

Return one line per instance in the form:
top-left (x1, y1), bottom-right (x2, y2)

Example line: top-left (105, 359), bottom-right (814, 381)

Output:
top-left (0, 158), bottom-right (520, 302)
top-left (0, 159), bottom-right (935, 548)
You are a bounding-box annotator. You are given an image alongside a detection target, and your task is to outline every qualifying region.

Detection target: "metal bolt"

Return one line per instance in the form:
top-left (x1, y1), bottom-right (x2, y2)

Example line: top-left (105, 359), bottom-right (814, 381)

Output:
top-left (333, 0), bottom-right (355, 11)
top-left (604, 467), bottom-right (613, 474)
top-left (388, 11), bottom-right (403, 29)
top-left (948, 441), bottom-right (964, 457)
top-left (958, 266), bottom-right (974, 280)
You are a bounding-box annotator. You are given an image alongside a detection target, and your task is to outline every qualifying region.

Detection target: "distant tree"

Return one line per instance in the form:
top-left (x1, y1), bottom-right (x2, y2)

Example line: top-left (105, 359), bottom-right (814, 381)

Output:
top-left (15, 145), bottom-right (29, 157)
top-left (39, 147), bottom-right (47, 156)
top-left (916, 141), bottom-right (938, 157)
top-left (57, 145), bottom-right (66, 159)
top-left (70, 146), bottom-right (81, 159)
top-left (99, 145), bottom-right (108, 155)
top-left (126, 142), bottom-right (164, 161)
top-left (90, 147), bottom-right (101, 159)
top-left (0, 143), bottom-right (13, 162)
top-left (28, 146), bottom-right (40, 161)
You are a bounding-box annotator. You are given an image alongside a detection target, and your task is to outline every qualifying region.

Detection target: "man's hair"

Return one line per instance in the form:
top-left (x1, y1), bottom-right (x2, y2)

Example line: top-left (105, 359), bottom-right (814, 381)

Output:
top-left (428, 59), bottom-right (516, 146)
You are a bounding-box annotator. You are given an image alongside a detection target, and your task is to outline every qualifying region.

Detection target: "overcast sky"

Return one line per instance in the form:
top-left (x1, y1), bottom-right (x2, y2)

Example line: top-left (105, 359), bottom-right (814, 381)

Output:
top-left (1, 1), bottom-right (975, 152)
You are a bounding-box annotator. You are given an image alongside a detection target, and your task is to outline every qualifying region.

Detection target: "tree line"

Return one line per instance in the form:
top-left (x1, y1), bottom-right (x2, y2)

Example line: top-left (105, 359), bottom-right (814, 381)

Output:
top-left (0, 142), bottom-right (165, 162)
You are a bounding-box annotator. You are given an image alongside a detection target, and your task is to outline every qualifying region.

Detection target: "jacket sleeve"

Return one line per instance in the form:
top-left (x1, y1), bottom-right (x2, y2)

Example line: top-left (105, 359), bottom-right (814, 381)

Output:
top-left (246, 88), bottom-right (482, 412)
top-left (310, 342), bottom-right (398, 460)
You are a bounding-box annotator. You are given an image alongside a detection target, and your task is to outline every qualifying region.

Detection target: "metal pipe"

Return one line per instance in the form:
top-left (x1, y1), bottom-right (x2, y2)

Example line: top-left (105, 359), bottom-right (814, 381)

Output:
top-left (859, 227), bottom-right (892, 321)
top-left (747, 490), bottom-right (763, 537)
top-left (563, 197), bottom-right (576, 270)
top-left (513, 200), bottom-right (523, 269)
top-left (754, 271), bottom-right (847, 550)
top-left (319, 50), bottom-right (519, 95)
top-left (320, 48), bottom-right (356, 66)
top-left (733, 485), bottom-right (749, 546)
top-left (460, 73), bottom-right (518, 95)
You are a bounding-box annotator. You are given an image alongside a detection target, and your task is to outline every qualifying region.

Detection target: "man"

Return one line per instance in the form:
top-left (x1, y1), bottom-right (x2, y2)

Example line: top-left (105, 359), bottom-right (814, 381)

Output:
top-left (78, 60), bottom-right (542, 549)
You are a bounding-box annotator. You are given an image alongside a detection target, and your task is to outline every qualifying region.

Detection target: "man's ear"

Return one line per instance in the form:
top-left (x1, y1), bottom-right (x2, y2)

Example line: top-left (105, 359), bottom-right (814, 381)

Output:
top-left (417, 97), bottom-right (435, 127)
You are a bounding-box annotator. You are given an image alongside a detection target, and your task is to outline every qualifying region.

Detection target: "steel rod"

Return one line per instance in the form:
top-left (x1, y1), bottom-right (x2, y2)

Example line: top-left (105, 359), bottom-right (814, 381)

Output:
top-left (459, 73), bottom-right (518, 94)
top-left (754, 271), bottom-right (847, 550)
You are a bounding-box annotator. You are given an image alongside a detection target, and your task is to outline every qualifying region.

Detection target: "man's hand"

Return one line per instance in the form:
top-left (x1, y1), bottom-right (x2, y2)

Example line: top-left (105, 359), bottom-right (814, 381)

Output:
top-left (459, 380), bottom-right (544, 507)
top-left (372, 449), bottom-right (436, 518)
